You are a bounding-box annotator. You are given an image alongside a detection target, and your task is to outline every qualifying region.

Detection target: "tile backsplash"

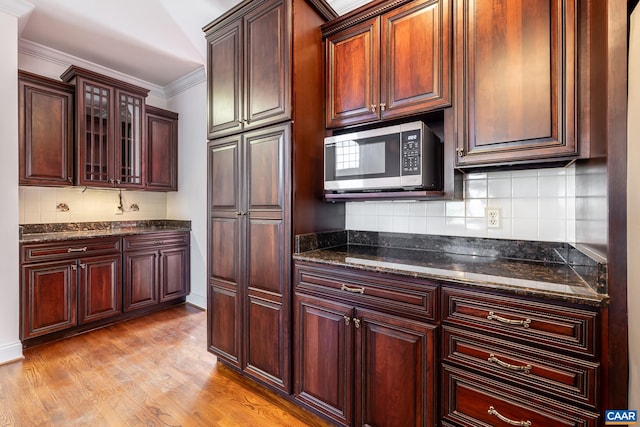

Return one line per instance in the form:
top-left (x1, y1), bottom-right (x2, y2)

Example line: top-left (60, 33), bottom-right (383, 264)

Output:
top-left (345, 166), bottom-right (576, 243)
top-left (19, 186), bottom-right (167, 224)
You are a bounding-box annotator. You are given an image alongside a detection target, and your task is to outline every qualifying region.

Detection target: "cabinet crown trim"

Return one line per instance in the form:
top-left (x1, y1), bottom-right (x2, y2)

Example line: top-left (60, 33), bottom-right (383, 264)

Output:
top-left (321, 0), bottom-right (412, 37)
top-left (61, 65), bottom-right (150, 97)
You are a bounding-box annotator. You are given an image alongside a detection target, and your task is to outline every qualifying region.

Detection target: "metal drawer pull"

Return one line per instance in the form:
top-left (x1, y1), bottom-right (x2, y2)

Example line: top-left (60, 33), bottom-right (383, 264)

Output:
top-left (488, 354), bottom-right (531, 374)
top-left (67, 247), bottom-right (88, 253)
top-left (487, 311), bottom-right (531, 328)
top-left (488, 406), bottom-right (531, 427)
top-left (341, 284), bottom-right (365, 294)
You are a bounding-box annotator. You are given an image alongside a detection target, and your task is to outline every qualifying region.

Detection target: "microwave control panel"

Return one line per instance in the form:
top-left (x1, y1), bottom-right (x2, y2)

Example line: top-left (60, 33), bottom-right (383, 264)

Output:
top-left (401, 130), bottom-right (422, 175)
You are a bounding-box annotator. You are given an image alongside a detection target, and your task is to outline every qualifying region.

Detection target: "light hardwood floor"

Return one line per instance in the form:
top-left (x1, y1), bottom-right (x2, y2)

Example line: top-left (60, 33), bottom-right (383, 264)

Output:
top-left (0, 304), bottom-right (332, 427)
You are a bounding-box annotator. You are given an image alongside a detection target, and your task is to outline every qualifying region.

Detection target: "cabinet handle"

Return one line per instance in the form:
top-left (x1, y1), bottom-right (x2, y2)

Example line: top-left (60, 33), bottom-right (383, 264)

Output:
top-left (379, 102), bottom-right (386, 111)
top-left (488, 354), bottom-right (532, 374)
top-left (236, 211), bottom-right (246, 216)
top-left (488, 406), bottom-right (531, 427)
top-left (67, 177), bottom-right (73, 183)
top-left (344, 315), bottom-right (350, 326)
top-left (116, 179), bottom-right (121, 185)
top-left (353, 318), bottom-right (361, 329)
top-left (71, 264), bottom-right (77, 271)
top-left (487, 311), bottom-right (531, 328)
top-left (456, 147), bottom-right (464, 157)
top-left (370, 104), bottom-right (376, 112)
top-left (341, 284), bottom-right (365, 294)
top-left (67, 247), bottom-right (88, 253)
top-left (110, 178), bottom-right (115, 184)
top-left (79, 264), bottom-right (86, 269)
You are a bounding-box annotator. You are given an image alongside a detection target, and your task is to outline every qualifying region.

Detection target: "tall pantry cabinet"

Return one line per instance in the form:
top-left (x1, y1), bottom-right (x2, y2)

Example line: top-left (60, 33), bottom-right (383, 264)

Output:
top-left (204, 0), bottom-right (343, 393)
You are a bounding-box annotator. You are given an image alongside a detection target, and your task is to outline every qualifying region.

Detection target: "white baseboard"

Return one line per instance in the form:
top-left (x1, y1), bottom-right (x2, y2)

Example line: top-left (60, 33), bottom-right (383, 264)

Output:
top-left (0, 341), bottom-right (23, 366)
top-left (186, 293), bottom-right (206, 310)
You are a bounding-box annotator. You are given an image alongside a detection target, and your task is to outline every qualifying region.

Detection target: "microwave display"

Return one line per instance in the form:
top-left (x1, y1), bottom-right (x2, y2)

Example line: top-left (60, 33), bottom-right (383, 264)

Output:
top-left (324, 121), bottom-right (442, 193)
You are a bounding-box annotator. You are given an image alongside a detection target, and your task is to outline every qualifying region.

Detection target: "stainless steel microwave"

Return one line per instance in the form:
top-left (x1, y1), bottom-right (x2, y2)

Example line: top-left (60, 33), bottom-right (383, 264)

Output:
top-left (323, 121), bottom-right (443, 193)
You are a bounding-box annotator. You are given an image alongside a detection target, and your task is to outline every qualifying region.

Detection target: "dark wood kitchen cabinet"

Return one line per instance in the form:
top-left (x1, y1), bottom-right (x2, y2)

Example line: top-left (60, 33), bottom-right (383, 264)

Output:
top-left (146, 106), bottom-right (178, 191)
top-left (323, 0), bottom-right (451, 128)
top-left (61, 65), bottom-right (149, 188)
top-left (18, 70), bottom-right (74, 186)
top-left (453, 0), bottom-right (579, 166)
top-left (293, 261), bottom-right (438, 427)
top-left (205, 0), bottom-right (291, 139)
top-left (208, 124), bottom-right (291, 391)
top-left (205, 0), bottom-right (344, 396)
top-left (20, 237), bottom-right (122, 340)
top-left (123, 232), bottom-right (190, 312)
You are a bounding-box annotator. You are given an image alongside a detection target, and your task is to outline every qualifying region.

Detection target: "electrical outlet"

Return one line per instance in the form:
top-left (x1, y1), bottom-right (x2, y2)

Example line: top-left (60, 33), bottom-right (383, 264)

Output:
top-left (487, 208), bottom-right (501, 228)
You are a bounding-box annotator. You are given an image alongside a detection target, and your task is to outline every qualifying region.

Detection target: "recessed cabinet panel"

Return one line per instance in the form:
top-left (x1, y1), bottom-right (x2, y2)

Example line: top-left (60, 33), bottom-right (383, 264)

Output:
top-left (19, 72), bottom-right (74, 186)
top-left (210, 141), bottom-right (241, 212)
top-left (325, 19), bottom-right (379, 128)
top-left (160, 246), bottom-right (189, 302)
top-left (78, 254), bottom-right (121, 324)
top-left (247, 128), bottom-right (287, 211)
top-left (21, 261), bottom-right (77, 339)
top-left (146, 107), bottom-right (178, 191)
top-left (248, 220), bottom-right (283, 294)
top-left (124, 251), bottom-right (158, 311)
top-left (244, 0), bottom-right (290, 128)
top-left (210, 218), bottom-right (240, 284)
top-left (207, 20), bottom-right (243, 138)
top-left (455, 0), bottom-right (577, 165)
top-left (209, 285), bottom-right (241, 367)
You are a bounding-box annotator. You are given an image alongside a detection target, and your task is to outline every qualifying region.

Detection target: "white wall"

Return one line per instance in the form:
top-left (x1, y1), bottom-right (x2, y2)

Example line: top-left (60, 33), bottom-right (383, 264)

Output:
top-left (0, 8), bottom-right (23, 365)
top-left (346, 166), bottom-right (576, 243)
top-left (627, 6), bottom-right (639, 411)
top-left (166, 78), bottom-right (207, 309)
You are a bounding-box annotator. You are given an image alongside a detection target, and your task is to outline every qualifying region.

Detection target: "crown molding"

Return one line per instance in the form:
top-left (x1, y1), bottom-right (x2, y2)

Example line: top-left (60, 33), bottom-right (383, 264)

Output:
top-left (0, 0), bottom-right (33, 17)
top-left (165, 66), bottom-right (206, 99)
top-left (18, 38), bottom-right (167, 99)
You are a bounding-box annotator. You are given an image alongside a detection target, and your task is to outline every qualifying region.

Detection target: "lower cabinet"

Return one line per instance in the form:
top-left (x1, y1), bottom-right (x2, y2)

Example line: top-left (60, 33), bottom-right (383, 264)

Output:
top-left (123, 232), bottom-right (190, 312)
top-left (20, 237), bottom-right (122, 340)
top-left (293, 262), bottom-right (438, 427)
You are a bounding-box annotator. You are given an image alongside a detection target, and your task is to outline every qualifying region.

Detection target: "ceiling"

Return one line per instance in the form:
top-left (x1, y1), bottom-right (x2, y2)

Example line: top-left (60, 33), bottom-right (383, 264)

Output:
top-left (17, 0), bottom-right (372, 88)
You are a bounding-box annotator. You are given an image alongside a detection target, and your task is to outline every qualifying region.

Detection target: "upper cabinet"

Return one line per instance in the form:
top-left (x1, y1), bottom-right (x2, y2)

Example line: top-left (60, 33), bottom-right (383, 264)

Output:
top-left (146, 106), bottom-right (179, 191)
top-left (323, 0), bottom-right (451, 128)
top-left (62, 66), bottom-right (149, 188)
top-left (453, 0), bottom-right (577, 166)
top-left (18, 71), bottom-right (74, 186)
top-left (205, 0), bottom-right (291, 139)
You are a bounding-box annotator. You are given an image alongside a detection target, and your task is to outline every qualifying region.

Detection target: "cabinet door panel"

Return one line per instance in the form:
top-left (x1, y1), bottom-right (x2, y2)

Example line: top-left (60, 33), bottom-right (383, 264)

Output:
top-left (248, 219), bottom-right (283, 294)
top-left (78, 254), bottom-right (122, 323)
top-left (124, 251), bottom-right (157, 312)
top-left (246, 125), bottom-right (288, 211)
top-left (245, 296), bottom-right (288, 390)
top-left (209, 284), bottom-right (242, 367)
top-left (294, 295), bottom-right (354, 427)
top-left (244, 0), bottom-right (291, 128)
top-left (159, 246), bottom-right (189, 302)
top-left (355, 308), bottom-right (437, 427)
top-left (19, 74), bottom-right (74, 186)
top-left (209, 140), bottom-right (241, 212)
top-left (381, 0), bottom-right (451, 118)
top-left (21, 261), bottom-right (77, 339)
top-left (207, 19), bottom-right (243, 138)
top-left (77, 78), bottom-right (114, 186)
top-left (146, 108), bottom-right (178, 191)
top-left (325, 18), bottom-right (379, 128)
top-left (455, 0), bottom-right (577, 165)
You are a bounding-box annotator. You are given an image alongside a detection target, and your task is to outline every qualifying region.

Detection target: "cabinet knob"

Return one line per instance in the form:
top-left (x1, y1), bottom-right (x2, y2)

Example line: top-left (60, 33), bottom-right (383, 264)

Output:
top-left (456, 148), bottom-right (464, 157)
top-left (116, 179), bottom-right (121, 185)
top-left (343, 315), bottom-right (350, 326)
top-left (370, 104), bottom-right (376, 113)
top-left (353, 318), bottom-right (361, 329)
top-left (110, 178), bottom-right (115, 184)
top-left (79, 263), bottom-right (86, 269)
top-left (379, 103), bottom-right (386, 112)
top-left (71, 264), bottom-right (77, 271)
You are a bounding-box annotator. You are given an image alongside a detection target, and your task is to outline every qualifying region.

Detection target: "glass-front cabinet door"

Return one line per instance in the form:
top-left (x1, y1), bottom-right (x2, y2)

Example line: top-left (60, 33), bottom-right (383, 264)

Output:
top-left (80, 80), bottom-right (114, 186)
top-left (116, 90), bottom-right (144, 188)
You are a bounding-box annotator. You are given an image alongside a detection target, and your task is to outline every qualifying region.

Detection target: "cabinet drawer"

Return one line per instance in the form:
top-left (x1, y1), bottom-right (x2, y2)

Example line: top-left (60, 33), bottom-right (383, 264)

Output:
top-left (443, 326), bottom-right (599, 409)
top-left (442, 287), bottom-right (598, 357)
top-left (294, 261), bottom-right (437, 321)
top-left (123, 232), bottom-right (189, 251)
top-left (442, 364), bottom-right (599, 427)
top-left (21, 237), bottom-right (121, 263)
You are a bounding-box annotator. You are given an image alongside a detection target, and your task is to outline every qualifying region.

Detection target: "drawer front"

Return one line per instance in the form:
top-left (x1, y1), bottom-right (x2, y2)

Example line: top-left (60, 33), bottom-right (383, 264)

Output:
top-left (21, 237), bottom-right (121, 263)
top-left (442, 364), bottom-right (599, 427)
top-left (294, 261), bottom-right (437, 321)
top-left (123, 232), bottom-right (189, 251)
top-left (443, 326), bottom-right (599, 409)
top-left (442, 287), bottom-right (598, 357)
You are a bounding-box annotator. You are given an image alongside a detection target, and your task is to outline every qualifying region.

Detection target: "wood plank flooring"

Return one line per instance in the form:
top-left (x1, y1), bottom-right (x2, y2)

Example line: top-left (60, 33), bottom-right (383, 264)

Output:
top-left (0, 304), bottom-right (333, 427)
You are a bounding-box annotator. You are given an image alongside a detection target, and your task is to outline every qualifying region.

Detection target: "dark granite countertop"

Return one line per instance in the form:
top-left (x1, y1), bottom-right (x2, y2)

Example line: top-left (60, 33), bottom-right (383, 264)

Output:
top-left (20, 220), bottom-right (191, 244)
top-left (294, 231), bottom-right (608, 306)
